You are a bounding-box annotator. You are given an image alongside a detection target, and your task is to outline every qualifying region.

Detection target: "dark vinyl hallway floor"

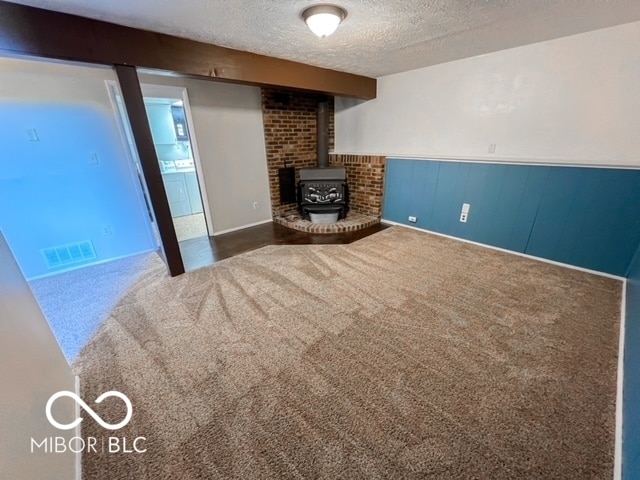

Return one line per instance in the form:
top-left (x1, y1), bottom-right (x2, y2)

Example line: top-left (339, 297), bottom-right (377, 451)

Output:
top-left (179, 221), bottom-right (388, 272)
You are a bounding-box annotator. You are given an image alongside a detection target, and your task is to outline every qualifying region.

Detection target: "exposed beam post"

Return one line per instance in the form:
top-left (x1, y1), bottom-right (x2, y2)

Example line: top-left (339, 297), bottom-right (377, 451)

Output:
top-left (114, 64), bottom-right (185, 277)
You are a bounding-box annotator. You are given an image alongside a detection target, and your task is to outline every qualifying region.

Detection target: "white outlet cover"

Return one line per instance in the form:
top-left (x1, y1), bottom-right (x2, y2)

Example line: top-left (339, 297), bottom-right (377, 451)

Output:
top-left (26, 128), bottom-right (39, 142)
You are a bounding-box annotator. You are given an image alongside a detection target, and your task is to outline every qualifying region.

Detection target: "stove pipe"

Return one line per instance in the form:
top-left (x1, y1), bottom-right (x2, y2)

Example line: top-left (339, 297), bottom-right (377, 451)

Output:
top-left (317, 100), bottom-right (329, 168)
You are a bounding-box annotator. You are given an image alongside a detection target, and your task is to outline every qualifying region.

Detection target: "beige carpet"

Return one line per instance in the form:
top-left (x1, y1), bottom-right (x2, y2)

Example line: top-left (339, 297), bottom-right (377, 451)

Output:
top-left (74, 226), bottom-right (621, 479)
top-left (29, 251), bottom-right (159, 362)
top-left (174, 213), bottom-right (207, 242)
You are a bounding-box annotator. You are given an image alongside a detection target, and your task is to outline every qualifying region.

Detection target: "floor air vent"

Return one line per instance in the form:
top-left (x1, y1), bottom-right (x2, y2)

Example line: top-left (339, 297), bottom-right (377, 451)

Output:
top-left (41, 241), bottom-right (96, 268)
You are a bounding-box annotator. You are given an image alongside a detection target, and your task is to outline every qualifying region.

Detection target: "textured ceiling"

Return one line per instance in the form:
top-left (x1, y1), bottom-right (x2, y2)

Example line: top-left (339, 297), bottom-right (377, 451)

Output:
top-left (6, 0), bottom-right (640, 77)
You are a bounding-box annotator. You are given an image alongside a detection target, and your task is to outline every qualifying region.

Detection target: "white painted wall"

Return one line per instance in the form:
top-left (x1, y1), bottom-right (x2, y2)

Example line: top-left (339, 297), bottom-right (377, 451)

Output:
top-left (0, 232), bottom-right (76, 479)
top-left (139, 73), bottom-right (272, 233)
top-left (336, 21), bottom-right (640, 167)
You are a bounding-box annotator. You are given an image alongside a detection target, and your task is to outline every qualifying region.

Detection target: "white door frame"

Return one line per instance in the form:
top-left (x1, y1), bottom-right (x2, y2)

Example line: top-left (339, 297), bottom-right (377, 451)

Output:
top-left (140, 84), bottom-right (213, 236)
top-left (105, 80), bottom-right (160, 249)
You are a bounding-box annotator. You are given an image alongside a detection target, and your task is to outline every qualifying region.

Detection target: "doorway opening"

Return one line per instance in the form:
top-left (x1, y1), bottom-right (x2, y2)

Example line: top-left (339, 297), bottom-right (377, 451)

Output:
top-left (108, 83), bottom-right (212, 244)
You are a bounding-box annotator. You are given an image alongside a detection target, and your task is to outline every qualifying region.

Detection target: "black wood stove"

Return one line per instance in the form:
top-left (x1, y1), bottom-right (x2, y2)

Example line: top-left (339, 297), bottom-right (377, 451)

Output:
top-left (296, 100), bottom-right (349, 221)
top-left (298, 167), bottom-right (348, 220)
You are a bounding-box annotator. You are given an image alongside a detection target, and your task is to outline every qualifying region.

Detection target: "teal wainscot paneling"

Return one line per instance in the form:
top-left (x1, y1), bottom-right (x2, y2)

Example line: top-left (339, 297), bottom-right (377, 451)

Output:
top-left (382, 158), bottom-right (640, 276)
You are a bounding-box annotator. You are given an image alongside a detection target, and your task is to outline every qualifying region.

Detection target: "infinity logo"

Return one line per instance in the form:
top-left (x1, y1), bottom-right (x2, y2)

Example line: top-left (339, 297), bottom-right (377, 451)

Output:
top-left (46, 391), bottom-right (133, 431)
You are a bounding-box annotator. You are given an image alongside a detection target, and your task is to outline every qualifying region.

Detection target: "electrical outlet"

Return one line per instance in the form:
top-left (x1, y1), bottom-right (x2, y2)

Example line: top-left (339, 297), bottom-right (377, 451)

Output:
top-left (460, 203), bottom-right (470, 223)
top-left (488, 143), bottom-right (497, 154)
top-left (253, 201), bottom-right (259, 210)
top-left (102, 225), bottom-right (112, 236)
top-left (408, 216), bottom-right (417, 223)
top-left (89, 153), bottom-right (99, 165)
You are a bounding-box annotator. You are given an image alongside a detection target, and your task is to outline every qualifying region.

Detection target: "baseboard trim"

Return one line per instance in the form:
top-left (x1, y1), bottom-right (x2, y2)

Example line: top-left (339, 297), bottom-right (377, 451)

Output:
top-left (615, 282), bottom-right (626, 480)
top-left (213, 219), bottom-right (272, 236)
top-left (381, 220), bottom-right (625, 281)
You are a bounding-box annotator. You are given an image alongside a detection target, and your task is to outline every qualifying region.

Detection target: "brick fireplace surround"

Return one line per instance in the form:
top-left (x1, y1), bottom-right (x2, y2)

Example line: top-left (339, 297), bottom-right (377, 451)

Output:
top-left (261, 88), bottom-right (386, 232)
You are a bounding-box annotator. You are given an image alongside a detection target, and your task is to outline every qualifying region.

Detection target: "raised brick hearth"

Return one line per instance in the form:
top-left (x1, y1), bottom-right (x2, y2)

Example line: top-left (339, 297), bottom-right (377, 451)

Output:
top-left (274, 211), bottom-right (379, 234)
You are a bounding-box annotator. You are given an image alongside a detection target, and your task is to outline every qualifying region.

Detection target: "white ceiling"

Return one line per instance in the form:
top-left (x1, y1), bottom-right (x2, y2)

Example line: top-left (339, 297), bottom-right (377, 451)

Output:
top-left (7, 0), bottom-right (640, 77)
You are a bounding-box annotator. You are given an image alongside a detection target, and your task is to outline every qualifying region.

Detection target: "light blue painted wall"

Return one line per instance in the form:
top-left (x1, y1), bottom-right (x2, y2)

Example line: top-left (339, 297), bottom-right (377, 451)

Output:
top-left (0, 102), bottom-right (156, 279)
top-left (382, 158), bottom-right (640, 276)
top-left (625, 245), bottom-right (640, 479)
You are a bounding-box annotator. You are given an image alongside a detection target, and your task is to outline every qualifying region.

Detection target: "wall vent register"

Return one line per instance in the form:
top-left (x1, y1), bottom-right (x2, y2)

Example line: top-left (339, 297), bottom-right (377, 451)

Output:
top-left (41, 241), bottom-right (96, 269)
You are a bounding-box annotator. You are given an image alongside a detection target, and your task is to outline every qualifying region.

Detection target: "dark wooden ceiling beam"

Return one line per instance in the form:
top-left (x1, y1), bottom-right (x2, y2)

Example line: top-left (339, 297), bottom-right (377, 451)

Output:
top-left (0, 1), bottom-right (376, 99)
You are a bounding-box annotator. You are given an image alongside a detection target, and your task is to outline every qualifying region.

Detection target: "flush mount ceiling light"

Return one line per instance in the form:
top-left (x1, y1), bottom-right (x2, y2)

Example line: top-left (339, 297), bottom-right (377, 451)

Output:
top-left (301, 4), bottom-right (347, 38)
